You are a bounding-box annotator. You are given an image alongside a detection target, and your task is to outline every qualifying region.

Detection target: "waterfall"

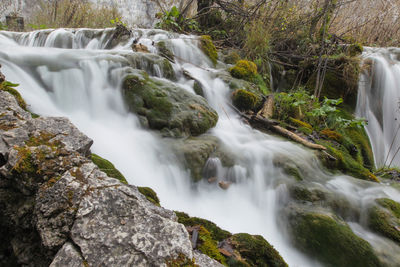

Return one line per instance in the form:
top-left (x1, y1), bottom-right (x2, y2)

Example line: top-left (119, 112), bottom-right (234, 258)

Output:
top-left (357, 47), bottom-right (400, 168)
top-left (1, 28), bottom-right (400, 266)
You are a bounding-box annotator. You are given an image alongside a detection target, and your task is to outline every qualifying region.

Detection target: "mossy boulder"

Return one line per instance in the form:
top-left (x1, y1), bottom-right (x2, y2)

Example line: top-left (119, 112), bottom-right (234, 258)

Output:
top-left (0, 81), bottom-right (27, 111)
top-left (231, 233), bottom-right (287, 267)
top-left (90, 153), bottom-right (127, 184)
top-left (200, 35), bottom-right (218, 66)
top-left (232, 89), bottom-right (262, 111)
top-left (138, 187), bottom-right (160, 206)
top-left (122, 72), bottom-right (218, 137)
top-left (175, 211), bottom-right (231, 242)
top-left (156, 40), bottom-right (175, 62)
top-left (368, 198), bottom-right (400, 245)
top-left (287, 209), bottom-right (382, 267)
top-left (197, 226), bottom-right (226, 265)
top-left (169, 135), bottom-right (234, 182)
top-left (229, 60), bottom-right (258, 81)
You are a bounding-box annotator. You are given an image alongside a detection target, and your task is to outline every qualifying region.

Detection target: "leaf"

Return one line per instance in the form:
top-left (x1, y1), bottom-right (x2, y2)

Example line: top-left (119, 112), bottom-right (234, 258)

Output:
top-left (170, 6), bottom-right (180, 18)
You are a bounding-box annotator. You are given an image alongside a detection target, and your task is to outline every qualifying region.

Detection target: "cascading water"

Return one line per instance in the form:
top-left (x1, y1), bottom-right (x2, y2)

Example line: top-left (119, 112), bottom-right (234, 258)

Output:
top-left (1, 28), bottom-right (400, 266)
top-left (357, 48), bottom-right (400, 168)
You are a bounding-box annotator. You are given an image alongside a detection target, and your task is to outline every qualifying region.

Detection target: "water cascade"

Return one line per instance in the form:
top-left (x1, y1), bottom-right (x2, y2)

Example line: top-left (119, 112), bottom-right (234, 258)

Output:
top-left (357, 48), bottom-right (400, 168)
top-left (1, 29), bottom-right (400, 266)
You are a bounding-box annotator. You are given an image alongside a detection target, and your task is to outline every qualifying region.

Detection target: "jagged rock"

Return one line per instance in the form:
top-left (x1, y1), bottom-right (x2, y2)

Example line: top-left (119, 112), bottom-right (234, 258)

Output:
top-left (0, 90), bottom-right (217, 266)
top-left (193, 250), bottom-right (224, 267)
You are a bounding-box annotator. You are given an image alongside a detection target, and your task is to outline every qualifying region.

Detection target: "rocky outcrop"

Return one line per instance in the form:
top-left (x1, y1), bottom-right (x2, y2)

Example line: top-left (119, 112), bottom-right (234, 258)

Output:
top-left (0, 89), bottom-right (221, 266)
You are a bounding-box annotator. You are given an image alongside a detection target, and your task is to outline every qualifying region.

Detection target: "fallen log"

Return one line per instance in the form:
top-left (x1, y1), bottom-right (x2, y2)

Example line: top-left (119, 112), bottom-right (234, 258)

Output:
top-left (257, 94), bottom-right (274, 119)
top-left (271, 125), bottom-right (326, 150)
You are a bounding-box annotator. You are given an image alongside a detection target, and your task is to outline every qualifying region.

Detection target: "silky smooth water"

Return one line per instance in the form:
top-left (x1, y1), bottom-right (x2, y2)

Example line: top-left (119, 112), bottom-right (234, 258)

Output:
top-left (1, 28), bottom-right (400, 266)
top-left (357, 47), bottom-right (400, 167)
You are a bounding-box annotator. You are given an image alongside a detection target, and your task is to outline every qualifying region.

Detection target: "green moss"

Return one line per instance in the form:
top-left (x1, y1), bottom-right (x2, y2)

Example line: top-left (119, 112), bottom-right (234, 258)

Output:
top-left (200, 35), bottom-right (218, 66)
top-left (323, 143), bottom-right (378, 182)
top-left (229, 60), bottom-right (258, 81)
top-left (290, 212), bottom-right (382, 267)
top-left (232, 89), bottom-right (261, 111)
top-left (90, 153), bottom-right (127, 184)
top-left (0, 81), bottom-right (27, 111)
top-left (198, 226), bottom-right (226, 265)
top-left (232, 233), bottom-right (288, 267)
top-left (377, 198), bottom-right (400, 218)
top-left (166, 253), bottom-right (197, 267)
top-left (343, 127), bottom-right (374, 171)
top-left (289, 117), bottom-right (312, 130)
top-left (348, 43), bottom-right (363, 57)
top-left (13, 146), bottom-right (35, 174)
top-left (157, 41), bottom-right (174, 61)
top-left (283, 165), bottom-right (303, 181)
top-left (193, 81), bottom-right (204, 97)
top-left (175, 211), bottom-right (231, 241)
top-left (138, 186), bottom-right (160, 206)
top-left (320, 129), bottom-right (343, 142)
top-left (297, 126), bottom-right (313, 135)
top-left (368, 205), bottom-right (400, 245)
top-left (161, 59), bottom-right (176, 80)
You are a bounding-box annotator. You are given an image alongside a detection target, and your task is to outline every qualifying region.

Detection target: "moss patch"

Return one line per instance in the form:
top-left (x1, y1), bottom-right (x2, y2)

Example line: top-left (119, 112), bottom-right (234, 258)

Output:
top-left (157, 41), bottom-right (174, 61)
top-left (232, 89), bottom-right (261, 111)
top-left (229, 60), bottom-right (258, 81)
top-left (368, 198), bottom-right (400, 245)
top-left (138, 186), bottom-right (160, 206)
top-left (175, 211), bottom-right (231, 241)
top-left (0, 81), bottom-right (27, 111)
top-left (289, 211), bottom-right (382, 267)
top-left (197, 226), bottom-right (226, 265)
top-left (166, 253), bottom-right (197, 267)
top-left (90, 153), bottom-right (127, 184)
top-left (232, 233), bottom-right (287, 267)
top-left (200, 35), bottom-right (218, 65)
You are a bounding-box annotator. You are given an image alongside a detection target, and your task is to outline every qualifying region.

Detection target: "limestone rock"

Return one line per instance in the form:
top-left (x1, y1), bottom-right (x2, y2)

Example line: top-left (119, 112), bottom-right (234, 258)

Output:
top-left (0, 90), bottom-right (217, 266)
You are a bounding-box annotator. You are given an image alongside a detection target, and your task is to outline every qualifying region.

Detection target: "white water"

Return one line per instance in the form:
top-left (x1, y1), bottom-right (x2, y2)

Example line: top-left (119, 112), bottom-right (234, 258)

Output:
top-left (357, 48), bottom-right (400, 167)
top-left (1, 28), bottom-right (400, 266)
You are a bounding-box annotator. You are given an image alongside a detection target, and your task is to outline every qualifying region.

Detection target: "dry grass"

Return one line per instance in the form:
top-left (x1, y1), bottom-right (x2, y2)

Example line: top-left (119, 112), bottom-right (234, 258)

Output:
top-left (28, 0), bottom-right (121, 29)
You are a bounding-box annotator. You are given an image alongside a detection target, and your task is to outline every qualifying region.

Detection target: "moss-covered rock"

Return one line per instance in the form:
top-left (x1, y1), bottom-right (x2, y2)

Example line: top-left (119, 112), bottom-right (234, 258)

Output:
top-left (368, 198), bottom-right (400, 245)
top-left (348, 43), bottom-right (363, 57)
top-left (231, 233), bottom-right (287, 267)
top-left (157, 40), bottom-right (175, 62)
top-left (175, 211), bottom-right (231, 242)
top-left (0, 81), bottom-right (27, 111)
top-left (287, 209), bottom-right (382, 267)
top-left (229, 60), bottom-right (258, 81)
top-left (90, 153), bottom-right (127, 184)
top-left (122, 72), bottom-right (218, 137)
top-left (197, 226), bottom-right (226, 265)
top-left (200, 35), bottom-right (218, 66)
top-left (232, 89), bottom-right (261, 111)
top-left (138, 186), bottom-right (160, 206)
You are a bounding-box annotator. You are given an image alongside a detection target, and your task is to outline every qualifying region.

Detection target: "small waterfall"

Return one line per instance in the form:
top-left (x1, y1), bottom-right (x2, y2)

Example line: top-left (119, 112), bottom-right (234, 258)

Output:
top-left (357, 48), bottom-right (400, 167)
top-left (2, 29), bottom-right (400, 266)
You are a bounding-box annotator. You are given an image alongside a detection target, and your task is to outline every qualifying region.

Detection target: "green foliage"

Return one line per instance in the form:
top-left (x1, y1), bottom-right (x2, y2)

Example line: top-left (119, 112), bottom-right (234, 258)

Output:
top-left (110, 17), bottom-right (126, 27)
top-left (90, 153), bottom-right (127, 184)
top-left (232, 89), bottom-right (261, 111)
top-left (29, 0), bottom-right (121, 29)
top-left (156, 6), bottom-right (200, 33)
top-left (28, 23), bottom-right (47, 30)
top-left (200, 35), bottom-right (218, 65)
top-left (232, 233), bottom-right (288, 267)
top-left (0, 81), bottom-right (27, 111)
top-left (165, 253), bottom-right (197, 267)
top-left (274, 90), bottom-right (366, 131)
top-left (138, 187), bottom-right (160, 206)
top-left (175, 211), bottom-right (231, 242)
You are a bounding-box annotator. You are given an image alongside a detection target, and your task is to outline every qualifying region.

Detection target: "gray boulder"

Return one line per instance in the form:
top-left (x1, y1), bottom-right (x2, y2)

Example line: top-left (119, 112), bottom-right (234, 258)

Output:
top-left (0, 90), bottom-right (216, 266)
